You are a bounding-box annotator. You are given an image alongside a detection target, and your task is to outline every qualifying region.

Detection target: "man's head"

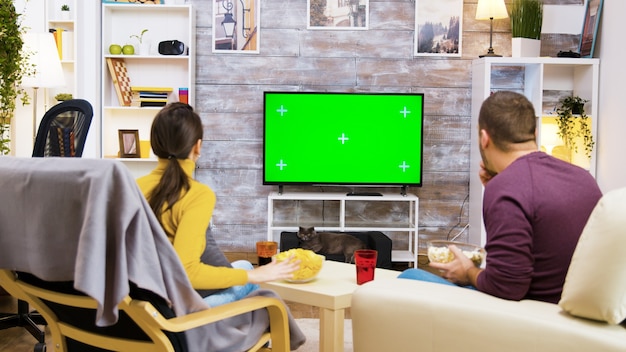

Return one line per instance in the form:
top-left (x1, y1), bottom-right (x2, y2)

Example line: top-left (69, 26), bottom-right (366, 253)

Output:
top-left (478, 91), bottom-right (538, 175)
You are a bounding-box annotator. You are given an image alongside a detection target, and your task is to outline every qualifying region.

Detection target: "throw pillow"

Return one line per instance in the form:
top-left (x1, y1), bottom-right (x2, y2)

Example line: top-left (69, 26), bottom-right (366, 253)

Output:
top-left (558, 187), bottom-right (626, 324)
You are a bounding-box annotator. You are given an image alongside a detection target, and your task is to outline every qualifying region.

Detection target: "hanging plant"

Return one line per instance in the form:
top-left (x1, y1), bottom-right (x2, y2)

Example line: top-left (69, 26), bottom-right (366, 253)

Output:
top-left (0, 0), bottom-right (33, 155)
top-left (555, 96), bottom-right (594, 159)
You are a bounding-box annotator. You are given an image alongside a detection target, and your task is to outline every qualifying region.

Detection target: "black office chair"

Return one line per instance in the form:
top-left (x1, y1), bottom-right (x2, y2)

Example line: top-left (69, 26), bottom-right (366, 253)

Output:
top-left (0, 99), bottom-right (93, 351)
top-left (32, 99), bottom-right (93, 157)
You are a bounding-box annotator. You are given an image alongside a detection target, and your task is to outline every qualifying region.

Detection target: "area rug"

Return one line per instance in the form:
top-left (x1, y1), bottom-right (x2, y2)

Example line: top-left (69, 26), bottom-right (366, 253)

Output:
top-left (295, 318), bottom-right (353, 352)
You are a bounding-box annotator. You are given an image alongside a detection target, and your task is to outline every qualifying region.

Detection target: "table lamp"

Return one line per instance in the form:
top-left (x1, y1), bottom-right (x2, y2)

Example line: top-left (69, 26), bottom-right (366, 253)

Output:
top-left (21, 33), bottom-right (66, 142)
top-left (475, 0), bottom-right (509, 57)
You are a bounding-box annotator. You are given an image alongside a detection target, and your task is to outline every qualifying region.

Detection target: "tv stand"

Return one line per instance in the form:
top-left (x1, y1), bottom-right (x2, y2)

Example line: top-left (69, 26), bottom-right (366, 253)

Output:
top-left (267, 191), bottom-right (419, 267)
top-left (346, 192), bottom-right (382, 197)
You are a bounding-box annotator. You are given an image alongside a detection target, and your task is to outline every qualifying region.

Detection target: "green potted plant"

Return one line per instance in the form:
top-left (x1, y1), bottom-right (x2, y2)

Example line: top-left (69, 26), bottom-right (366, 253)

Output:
top-left (130, 29), bottom-right (148, 45)
top-left (509, 0), bottom-right (543, 57)
top-left (555, 95), bottom-right (594, 159)
top-left (61, 4), bottom-right (70, 20)
top-left (54, 93), bottom-right (73, 102)
top-left (0, 0), bottom-right (33, 155)
top-left (130, 29), bottom-right (149, 55)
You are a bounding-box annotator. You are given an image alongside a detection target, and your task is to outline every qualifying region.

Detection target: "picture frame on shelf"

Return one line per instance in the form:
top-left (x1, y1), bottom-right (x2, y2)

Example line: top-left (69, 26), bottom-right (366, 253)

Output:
top-left (414, 0), bottom-right (463, 57)
top-left (212, 0), bottom-right (260, 54)
top-left (118, 130), bottom-right (141, 158)
top-left (579, 0), bottom-right (603, 58)
top-left (307, 0), bottom-right (369, 30)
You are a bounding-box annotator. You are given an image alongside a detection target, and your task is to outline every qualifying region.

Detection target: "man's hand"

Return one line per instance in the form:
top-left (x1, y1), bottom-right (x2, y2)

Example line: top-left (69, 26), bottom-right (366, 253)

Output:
top-left (247, 256), bottom-right (301, 284)
top-left (479, 161), bottom-right (496, 186)
top-left (429, 245), bottom-right (482, 287)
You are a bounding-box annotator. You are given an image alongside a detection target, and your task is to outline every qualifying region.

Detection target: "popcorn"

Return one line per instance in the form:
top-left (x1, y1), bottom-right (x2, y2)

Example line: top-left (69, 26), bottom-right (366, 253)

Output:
top-left (275, 248), bottom-right (324, 282)
top-left (427, 245), bottom-right (485, 267)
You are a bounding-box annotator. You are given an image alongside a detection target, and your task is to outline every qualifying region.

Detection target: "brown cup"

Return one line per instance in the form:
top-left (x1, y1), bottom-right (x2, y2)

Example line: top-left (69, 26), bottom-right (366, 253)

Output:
top-left (354, 249), bottom-right (377, 285)
top-left (256, 241), bottom-right (278, 266)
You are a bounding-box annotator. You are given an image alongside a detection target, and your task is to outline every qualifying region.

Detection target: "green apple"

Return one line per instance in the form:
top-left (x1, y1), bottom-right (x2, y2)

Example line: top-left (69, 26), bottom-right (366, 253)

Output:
top-left (122, 44), bottom-right (135, 55)
top-left (109, 44), bottom-right (122, 55)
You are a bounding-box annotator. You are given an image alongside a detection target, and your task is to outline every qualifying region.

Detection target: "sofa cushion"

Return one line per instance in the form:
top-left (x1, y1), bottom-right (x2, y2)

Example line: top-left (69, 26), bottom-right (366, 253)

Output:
top-left (559, 187), bottom-right (626, 324)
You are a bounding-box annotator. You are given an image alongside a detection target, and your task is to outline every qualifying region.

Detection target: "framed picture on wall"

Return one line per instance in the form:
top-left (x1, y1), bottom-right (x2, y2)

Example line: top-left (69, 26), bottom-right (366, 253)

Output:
top-left (118, 130), bottom-right (140, 158)
top-left (212, 0), bottom-right (260, 53)
top-left (579, 0), bottom-right (603, 58)
top-left (307, 0), bottom-right (369, 30)
top-left (414, 0), bottom-right (463, 57)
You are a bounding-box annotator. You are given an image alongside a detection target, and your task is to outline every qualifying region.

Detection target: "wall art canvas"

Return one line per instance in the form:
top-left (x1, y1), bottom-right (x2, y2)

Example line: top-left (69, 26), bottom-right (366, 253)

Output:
top-left (213, 0), bottom-right (260, 53)
top-left (579, 0), bottom-right (603, 58)
top-left (414, 0), bottom-right (463, 57)
top-left (307, 0), bottom-right (369, 30)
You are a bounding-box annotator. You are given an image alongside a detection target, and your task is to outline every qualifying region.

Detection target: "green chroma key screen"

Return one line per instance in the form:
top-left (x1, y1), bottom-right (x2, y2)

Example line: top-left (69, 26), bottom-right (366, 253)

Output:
top-left (263, 92), bottom-right (424, 186)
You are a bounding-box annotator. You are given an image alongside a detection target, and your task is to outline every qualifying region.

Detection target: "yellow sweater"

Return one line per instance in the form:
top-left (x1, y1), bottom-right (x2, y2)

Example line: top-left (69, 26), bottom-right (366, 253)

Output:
top-left (137, 158), bottom-right (248, 289)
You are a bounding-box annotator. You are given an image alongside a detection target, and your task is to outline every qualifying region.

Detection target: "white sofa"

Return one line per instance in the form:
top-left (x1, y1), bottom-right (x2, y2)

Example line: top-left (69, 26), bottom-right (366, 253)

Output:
top-left (352, 187), bottom-right (626, 352)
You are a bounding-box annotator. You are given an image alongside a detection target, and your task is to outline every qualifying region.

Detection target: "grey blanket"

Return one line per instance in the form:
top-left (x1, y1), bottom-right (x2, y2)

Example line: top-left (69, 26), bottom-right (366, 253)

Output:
top-left (0, 157), bottom-right (305, 351)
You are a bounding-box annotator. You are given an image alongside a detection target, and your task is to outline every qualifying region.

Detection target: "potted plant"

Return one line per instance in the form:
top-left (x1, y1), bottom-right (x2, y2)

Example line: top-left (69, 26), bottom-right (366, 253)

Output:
top-left (0, 0), bottom-right (33, 155)
top-left (509, 0), bottom-right (543, 57)
top-left (54, 93), bottom-right (73, 102)
top-left (61, 4), bottom-right (70, 20)
top-left (130, 29), bottom-right (150, 55)
top-left (555, 95), bottom-right (594, 159)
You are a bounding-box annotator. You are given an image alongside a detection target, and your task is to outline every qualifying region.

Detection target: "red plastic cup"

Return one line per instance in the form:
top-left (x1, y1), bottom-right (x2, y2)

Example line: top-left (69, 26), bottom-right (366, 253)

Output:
top-left (354, 249), bottom-right (377, 285)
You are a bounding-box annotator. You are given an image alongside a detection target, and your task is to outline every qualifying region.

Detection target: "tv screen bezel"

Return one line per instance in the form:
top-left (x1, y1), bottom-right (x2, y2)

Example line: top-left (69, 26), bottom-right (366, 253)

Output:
top-left (262, 91), bottom-right (424, 188)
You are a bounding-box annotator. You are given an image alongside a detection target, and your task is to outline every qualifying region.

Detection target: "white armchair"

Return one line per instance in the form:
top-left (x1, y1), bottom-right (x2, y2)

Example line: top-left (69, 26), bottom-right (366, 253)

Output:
top-left (352, 187), bottom-right (626, 352)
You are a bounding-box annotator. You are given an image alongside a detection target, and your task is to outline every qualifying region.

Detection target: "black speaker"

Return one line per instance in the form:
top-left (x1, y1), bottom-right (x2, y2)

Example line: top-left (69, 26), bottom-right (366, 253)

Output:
top-left (158, 40), bottom-right (186, 55)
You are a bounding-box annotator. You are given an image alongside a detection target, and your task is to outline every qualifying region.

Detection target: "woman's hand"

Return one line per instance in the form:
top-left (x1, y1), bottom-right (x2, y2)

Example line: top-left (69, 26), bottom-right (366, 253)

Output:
top-left (246, 256), bottom-right (301, 284)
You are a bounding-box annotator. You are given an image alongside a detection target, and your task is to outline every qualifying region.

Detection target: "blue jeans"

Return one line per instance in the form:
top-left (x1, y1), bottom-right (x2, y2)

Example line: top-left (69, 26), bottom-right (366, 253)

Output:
top-left (398, 268), bottom-right (476, 290)
top-left (202, 260), bottom-right (260, 307)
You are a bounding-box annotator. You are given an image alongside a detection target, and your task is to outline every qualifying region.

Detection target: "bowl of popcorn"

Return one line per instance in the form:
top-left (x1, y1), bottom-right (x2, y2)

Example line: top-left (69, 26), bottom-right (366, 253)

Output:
top-left (274, 248), bottom-right (325, 283)
top-left (427, 240), bottom-right (486, 267)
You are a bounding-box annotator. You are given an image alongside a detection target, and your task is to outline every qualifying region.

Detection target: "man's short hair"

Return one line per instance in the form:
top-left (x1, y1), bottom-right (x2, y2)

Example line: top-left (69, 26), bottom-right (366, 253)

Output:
top-left (478, 91), bottom-right (537, 151)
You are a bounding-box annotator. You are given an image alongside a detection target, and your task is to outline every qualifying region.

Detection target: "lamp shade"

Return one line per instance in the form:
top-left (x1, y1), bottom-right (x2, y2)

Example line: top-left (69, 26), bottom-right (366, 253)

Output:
top-left (21, 33), bottom-right (65, 88)
top-left (476, 0), bottom-right (509, 20)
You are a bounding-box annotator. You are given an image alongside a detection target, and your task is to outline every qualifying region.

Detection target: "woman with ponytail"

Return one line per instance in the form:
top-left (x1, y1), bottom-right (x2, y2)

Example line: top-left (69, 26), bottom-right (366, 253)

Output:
top-left (137, 103), bottom-right (300, 307)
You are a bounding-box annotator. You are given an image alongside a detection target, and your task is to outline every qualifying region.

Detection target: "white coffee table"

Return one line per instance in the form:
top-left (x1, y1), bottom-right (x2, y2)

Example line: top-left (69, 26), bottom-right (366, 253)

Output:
top-left (260, 260), bottom-right (400, 352)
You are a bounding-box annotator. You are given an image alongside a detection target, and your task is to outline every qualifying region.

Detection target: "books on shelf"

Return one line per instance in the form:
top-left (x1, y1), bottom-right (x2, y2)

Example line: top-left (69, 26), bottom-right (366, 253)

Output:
top-left (130, 86), bottom-right (172, 108)
top-left (130, 86), bottom-right (173, 93)
top-left (49, 28), bottom-right (63, 60)
top-left (131, 101), bottom-right (168, 107)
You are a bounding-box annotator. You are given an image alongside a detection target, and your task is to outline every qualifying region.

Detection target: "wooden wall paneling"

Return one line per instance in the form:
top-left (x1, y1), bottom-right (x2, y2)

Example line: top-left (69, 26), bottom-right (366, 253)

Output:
top-left (200, 140), bottom-right (261, 169)
top-left (197, 56), bottom-right (358, 86)
top-left (188, 0), bottom-right (586, 254)
top-left (357, 58), bottom-right (472, 87)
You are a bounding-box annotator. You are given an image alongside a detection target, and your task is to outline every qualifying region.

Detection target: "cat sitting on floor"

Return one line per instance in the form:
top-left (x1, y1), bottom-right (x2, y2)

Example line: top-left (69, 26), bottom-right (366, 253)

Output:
top-left (296, 226), bottom-right (367, 263)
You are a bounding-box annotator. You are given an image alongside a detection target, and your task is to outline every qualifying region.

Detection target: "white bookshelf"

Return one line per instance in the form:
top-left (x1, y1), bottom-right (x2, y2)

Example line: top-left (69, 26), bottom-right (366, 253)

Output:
top-left (100, 3), bottom-right (195, 168)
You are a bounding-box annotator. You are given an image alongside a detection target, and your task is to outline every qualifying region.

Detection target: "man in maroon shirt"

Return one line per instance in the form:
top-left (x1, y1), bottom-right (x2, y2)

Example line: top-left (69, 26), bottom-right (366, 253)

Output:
top-left (399, 91), bottom-right (602, 304)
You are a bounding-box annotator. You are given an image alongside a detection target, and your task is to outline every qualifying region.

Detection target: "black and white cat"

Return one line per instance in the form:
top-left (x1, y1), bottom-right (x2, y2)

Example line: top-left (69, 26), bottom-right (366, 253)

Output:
top-left (296, 226), bottom-right (367, 263)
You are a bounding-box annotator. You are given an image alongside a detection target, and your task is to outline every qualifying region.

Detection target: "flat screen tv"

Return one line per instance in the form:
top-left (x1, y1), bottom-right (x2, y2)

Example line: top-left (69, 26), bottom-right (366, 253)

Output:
top-left (263, 91), bottom-right (424, 189)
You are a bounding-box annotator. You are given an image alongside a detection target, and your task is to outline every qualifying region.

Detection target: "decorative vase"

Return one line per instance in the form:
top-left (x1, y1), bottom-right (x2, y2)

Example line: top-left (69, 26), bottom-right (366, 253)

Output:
top-left (512, 38), bottom-right (541, 57)
top-left (139, 42), bottom-right (151, 56)
top-left (61, 10), bottom-right (70, 20)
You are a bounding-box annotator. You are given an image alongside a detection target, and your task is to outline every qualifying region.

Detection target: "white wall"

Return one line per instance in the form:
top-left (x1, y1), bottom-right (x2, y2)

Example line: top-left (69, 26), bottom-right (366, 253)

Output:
top-left (595, 0), bottom-right (626, 192)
